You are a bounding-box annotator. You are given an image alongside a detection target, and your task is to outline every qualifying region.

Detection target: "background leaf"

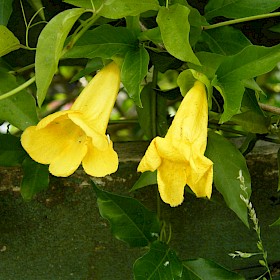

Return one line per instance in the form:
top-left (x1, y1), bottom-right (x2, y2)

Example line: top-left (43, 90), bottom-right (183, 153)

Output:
top-left (0, 134), bottom-right (27, 166)
top-left (271, 216), bottom-right (280, 226)
top-left (230, 89), bottom-right (269, 134)
top-left (0, 0), bottom-right (13, 25)
top-left (35, 8), bottom-right (85, 106)
top-left (201, 26), bottom-right (252, 55)
top-left (182, 258), bottom-right (245, 280)
top-left (99, 0), bottom-right (159, 19)
top-left (131, 171), bottom-right (157, 192)
top-left (156, 4), bottom-right (200, 65)
top-left (215, 44), bottom-right (280, 122)
top-left (20, 157), bottom-right (49, 201)
top-left (136, 83), bottom-right (168, 139)
top-left (0, 69), bottom-right (38, 130)
top-left (121, 46), bottom-right (149, 106)
top-left (133, 241), bottom-right (183, 280)
top-left (27, 0), bottom-right (45, 21)
top-left (0, 25), bottom-right (20, 57)
top-left (92, 181), bottom-right (160, 247)
top-left (205, 131), bottom-right (251, 227)
top-left (205, 0), bottom-right (280, 20)
top-left (63, 24), bottom-right (137, 59)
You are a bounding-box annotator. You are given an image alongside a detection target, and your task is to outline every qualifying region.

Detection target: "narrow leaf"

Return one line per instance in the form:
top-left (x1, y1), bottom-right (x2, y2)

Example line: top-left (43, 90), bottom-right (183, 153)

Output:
top-left (63, 24), bottom-right (137, 59)
top-left (205, 0), bottom-right (280, 20)
top-left (21, 157), bottom-right (49, 201)
top-left (92, 181), bottom-right (160, 247)
top-left (0, 134), bottom-right (27, 166)
top-left (35, 8), bottom-right (85, 106)
top-left (133, 241), bottom-right (183, 279)
top-left (271, 216), bottom-right (280, 226)
top-left (182, 258), bottom-right (245, 280)
top-left (205, 131), bottom-right (251, 227)
top-left (214, 80), bottom-right (245, 123)
top-left (131, 171), bottom-right (157, 192)
top-left (0, 0), bottom-right (13, 25)
top-left (157, 4), bottom-right (200, 65)
top-left (0, 25), bottom-right (20, 57)
top-left (121, 46), bottom-right (149, 106)
top-left (27, 0), bottom-right (45, 21)
top-left (0, 69), bottom-right (38, 130)
top-left (99, 0), bottom-right (160, 19)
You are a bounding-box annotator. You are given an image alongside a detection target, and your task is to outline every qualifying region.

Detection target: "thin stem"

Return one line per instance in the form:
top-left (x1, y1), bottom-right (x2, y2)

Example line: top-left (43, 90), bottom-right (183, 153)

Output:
top-left (63, 13), bottom-right (99, 54)
top-left (0, 76), bottom-right (35, 101)
top-left (259, 102), bottom-right (280, 115)
top-left (202, 12), bottom-right (280, 30)
top-left (9, 63), bottom-right (35, 75)
top-left (151, 68), bottom-right (158, 138)
top-left (26, 7), bottom-right (46, 48)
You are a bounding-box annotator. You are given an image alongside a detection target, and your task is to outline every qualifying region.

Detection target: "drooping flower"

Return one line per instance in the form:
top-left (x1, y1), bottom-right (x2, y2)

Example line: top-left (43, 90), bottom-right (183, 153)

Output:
top-left (21, 62), bottom-right (120, 177)
top-left (138, 81), bottom-right (213, 207)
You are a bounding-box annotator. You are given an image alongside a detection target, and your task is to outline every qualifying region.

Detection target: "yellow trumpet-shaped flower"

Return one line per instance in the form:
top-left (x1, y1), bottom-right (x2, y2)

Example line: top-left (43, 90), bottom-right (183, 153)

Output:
top-left (21, 62), bottom-right (120, 177)
top-left (138, 81), bottom-right (213, 207)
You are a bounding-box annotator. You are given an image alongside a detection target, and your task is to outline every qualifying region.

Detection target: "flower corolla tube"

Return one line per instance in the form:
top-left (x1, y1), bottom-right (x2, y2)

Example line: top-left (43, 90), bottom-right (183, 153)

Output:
top-left (21, 62), bottom-right (120, 177)
top-left (138, 81), bottom-right (213, 207)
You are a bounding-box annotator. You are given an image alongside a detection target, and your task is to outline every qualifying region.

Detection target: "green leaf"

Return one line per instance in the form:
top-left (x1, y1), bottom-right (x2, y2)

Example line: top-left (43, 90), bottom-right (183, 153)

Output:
top-left (70, 57), bottom-right (104, 82)
top-left (133, 241), bottom-right (183, 279)
top-left (156, 4), bottom-right (200, 65)
top-left (131, 171), bottom-right (157, 192)
top-left (0, 134), bottom-right (27, 166)
top-left (0, 0), bottom-right (13, 25)
top-left (92, 181), bottom-right (160, 247)
top-left (63, 25), bottom-right (137, 59)
top-left (0, 70), bottom-right (38, 130)
top-left (205, 0), bottom-right (280, 20)
top-left (63, 0), bottom-right (102, 9)
top-left (182, 258), bottom-right (245, 280)
top-left (231, 90), bottom-right (269, 134)
top-left (202, 26), bottom-right (251, 56)
top-left (189, 52), bottom-right (226, 80)
top-left (20, 157), bottom-right (49, 201)
top-left (121, 46), bottom-right (149, 106)
top-left (216, 44), bottom-right (280, 82)
top-left (138, 27), bottom-right (163, 45)
top-left (99, 0), bottom-right (160, 19)
top-left (0, 25), bottom-right (20, 57)
top-left (205, 131), bottom-right (251, 227)
top-left (136, 83), bottom-right (168, 139)
top-left (177, 69), bottom-right (212, 107)
top-left (35, 8), bottom-right (85, 106)
top-left (215, 44), bottom-right (280, 122)
top-left (271, 216), bottom-right (280, 226)
top-left (149, 51), bottom-right (183, 73)
top-left (27, 0), bottom-right (45, 21)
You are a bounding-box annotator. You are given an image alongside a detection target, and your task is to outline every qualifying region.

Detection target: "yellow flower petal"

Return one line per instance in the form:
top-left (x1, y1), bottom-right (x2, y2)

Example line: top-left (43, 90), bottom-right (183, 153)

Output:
top-left (71, 62), bottom-right (121, 133)
top-left (68, 112), bottom-right (108, 151)
top-left (137, 138), bottom-right (162, 172)
top-left (137, 80), bottom-right (213, 206)
top-left (187, 155), bottom-right (213, 198)
top-left (21, 115), bottom-right (77, 164)
top-left (82, 139), bottom-right (118, 177)
top-left (49, 134), bottom-right (88, 177)
top-left (157, 160), bottom-right (187, 207)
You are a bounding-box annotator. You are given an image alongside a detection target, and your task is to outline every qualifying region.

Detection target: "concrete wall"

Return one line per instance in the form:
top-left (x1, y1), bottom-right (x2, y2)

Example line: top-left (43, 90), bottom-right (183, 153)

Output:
top-left (0, 141), bottom-right (279, 279)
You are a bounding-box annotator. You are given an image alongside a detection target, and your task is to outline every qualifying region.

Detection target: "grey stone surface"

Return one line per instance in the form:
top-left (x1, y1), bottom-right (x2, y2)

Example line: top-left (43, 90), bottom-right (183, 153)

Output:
top-left (0, 141), bottom-right (279, 279)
